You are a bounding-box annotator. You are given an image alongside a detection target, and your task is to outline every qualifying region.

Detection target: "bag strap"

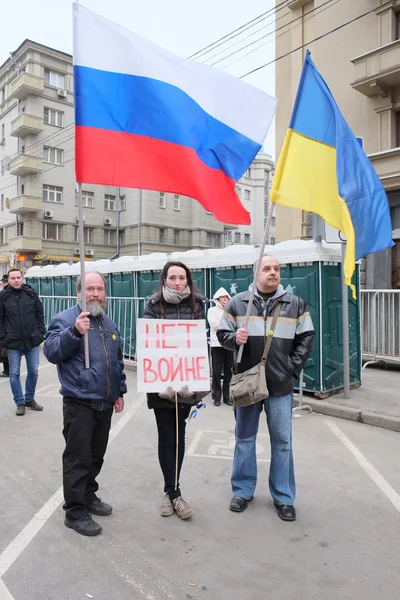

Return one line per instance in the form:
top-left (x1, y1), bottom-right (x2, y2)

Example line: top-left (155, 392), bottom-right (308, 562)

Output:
top-left (261, 302), bottom-right (281, 362)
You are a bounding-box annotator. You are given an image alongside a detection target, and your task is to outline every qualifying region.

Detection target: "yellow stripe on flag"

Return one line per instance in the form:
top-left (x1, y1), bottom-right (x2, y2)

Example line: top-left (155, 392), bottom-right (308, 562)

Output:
top-left (271, 129), bottom-right (356, 297)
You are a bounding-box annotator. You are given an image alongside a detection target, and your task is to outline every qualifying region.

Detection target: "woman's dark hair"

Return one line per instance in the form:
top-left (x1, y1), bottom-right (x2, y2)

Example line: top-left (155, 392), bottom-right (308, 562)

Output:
top-left (157, 261), bottom-right (199, 316)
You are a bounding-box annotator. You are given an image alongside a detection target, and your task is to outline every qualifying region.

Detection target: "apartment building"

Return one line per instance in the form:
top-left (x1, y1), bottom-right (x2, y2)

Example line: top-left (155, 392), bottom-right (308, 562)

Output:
top-left (275, 0), bottom-right (400, 288)
top-left (0, 39), bottom-right (274, 271)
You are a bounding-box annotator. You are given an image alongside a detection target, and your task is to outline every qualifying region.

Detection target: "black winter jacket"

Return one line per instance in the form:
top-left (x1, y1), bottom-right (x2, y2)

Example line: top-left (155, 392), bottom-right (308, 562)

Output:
top-left (0, 284), bottom-right (46, 350)
top-left (144, 292), bottom-right (206, 409)
top-left (217, 285), bottom-right (314, 397)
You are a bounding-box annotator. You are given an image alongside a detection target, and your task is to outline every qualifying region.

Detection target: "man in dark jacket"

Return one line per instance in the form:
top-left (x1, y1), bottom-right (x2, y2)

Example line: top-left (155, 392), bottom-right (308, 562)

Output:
top-left (0, 273), bottom-right (9, 377)
top-left (44, 272), bottom-right (127, 537)
top-left (0, 268), bottom-right (46, 415)
top-left (217, 255), bottom-right (314, 522)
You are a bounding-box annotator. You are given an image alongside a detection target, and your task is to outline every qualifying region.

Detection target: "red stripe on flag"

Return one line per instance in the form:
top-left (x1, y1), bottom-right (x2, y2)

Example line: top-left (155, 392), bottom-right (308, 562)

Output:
top-left (75, 126), bottom-right (250, 225)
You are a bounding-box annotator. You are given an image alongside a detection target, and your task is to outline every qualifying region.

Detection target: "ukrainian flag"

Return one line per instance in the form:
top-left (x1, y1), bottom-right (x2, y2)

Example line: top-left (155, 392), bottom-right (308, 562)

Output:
top-left (271, 50), bottom-right (394, 296)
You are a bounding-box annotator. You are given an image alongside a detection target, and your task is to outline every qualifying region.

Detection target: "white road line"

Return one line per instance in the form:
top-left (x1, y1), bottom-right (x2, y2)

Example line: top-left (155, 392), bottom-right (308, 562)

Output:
top-left (324, 418), bottom-right (400, 513)
top-left (0, 363), bottom-right (53, 384)
top-left (0, 579), bottom-right (14, 599)
top-left (188, 453), bottom-right (270, 462)
top-left (0, 393), bottom-right (146, 590)
top-left (186, 429), bottom-right (203, 456)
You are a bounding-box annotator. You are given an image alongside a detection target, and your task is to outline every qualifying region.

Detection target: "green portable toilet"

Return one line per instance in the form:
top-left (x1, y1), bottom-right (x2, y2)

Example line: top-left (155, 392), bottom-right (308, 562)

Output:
top-left (210, 241), bottom-right (361, 396)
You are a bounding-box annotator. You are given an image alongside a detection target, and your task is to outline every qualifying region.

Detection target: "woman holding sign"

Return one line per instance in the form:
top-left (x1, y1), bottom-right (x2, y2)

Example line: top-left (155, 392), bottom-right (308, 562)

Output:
top-left (144, 261), bottom-right (206, 520)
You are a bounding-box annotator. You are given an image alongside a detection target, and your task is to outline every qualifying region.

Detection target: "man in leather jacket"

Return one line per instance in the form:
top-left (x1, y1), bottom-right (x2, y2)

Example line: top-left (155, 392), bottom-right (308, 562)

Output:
top-left (0, 268), bottom-right (46, 415)
top-left (217, 255), bottom-right (314, 522)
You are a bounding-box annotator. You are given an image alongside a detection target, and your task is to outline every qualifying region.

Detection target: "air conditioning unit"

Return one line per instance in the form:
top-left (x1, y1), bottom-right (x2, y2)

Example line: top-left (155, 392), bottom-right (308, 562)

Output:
top-left (104, 218), bottom-right (112, 226)
top-left (57, 89), bottom-right (67, 98)
top-left (86, 249), bottom-right (95, 257)
top-left (76, 215), bottom-right (85, 223)
top-left (44, 210), bottom-right (53, 218)
top-left (74, 248), bottom-right (80, 256)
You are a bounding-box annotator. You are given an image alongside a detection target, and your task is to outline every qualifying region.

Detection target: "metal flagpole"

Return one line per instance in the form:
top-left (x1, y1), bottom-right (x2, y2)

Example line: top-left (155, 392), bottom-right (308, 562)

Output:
top-left (77, 182), bottom-right (90, 368)
top-left (138, 189), bottom-right (142, 257)
top-left (237, 207), bottom-right (274, 363)
top-left (341, 243), bottom-right (350, 399)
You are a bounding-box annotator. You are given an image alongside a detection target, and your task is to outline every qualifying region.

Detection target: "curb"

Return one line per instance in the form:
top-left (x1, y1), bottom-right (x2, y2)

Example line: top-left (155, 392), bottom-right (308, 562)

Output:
top-left (293, 397), bottom-right (400, 433)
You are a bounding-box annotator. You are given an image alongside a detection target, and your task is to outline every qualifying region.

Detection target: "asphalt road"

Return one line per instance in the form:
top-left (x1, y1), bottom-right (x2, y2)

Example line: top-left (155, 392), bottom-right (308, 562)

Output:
top-left (1, 355), bottom-right (399, 600)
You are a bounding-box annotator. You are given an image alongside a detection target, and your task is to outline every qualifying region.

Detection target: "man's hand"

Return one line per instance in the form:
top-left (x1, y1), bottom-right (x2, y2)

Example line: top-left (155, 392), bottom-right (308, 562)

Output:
top-left (75, 312), bottom-right (90, 335)
top-left (236, 327), bottom-right (248, 345)
top-left (114, 397), bottom-right (124, 413)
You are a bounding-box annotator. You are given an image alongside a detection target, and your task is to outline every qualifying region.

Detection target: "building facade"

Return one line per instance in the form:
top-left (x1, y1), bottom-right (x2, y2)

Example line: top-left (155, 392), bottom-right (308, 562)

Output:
top-left (275, 0), bottom-right (400, 288)
top-left (0, 39), bottom-right (274, 271)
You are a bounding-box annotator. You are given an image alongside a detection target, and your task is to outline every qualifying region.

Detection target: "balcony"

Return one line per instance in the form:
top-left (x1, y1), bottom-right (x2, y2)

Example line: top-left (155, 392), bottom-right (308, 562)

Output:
top-left (9, 73), bottom-right (44, 101)
top-left (368, 147), bottom-right (400, 190)
top-left (8, 236), bottom-right (42, 252)
top-left (351, 40), bottom-right (400, 97)
top-left (11, 114), bottom-right (43, 138)
top-left (7, 195), bottom-right (42, 215)
top-left (9, 154), bottom-right (43, 177)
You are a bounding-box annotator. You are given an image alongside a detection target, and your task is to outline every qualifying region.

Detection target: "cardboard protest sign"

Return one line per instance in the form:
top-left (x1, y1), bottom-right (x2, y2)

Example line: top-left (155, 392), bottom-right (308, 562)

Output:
top-left (136, 319), bottom-right (210, 393)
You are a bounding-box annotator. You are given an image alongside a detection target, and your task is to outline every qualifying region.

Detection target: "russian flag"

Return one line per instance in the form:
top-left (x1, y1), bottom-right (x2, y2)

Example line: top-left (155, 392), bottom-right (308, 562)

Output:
top-left (73, 4), bottom-right (276, 225)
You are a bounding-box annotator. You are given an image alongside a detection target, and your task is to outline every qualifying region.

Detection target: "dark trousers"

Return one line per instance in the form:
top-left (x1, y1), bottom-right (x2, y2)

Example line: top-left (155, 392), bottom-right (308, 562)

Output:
top-left (62, 400), bottom-right (113, 520)
top-left (2, 356), bottom-right (9, 375)
top-left (211, 346), bottom-right (233, 402)
top-left (154, 406), bottom-right (191, 500)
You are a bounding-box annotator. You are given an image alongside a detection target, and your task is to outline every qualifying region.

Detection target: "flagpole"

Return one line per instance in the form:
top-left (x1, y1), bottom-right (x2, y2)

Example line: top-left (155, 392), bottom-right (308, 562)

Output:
top-left (237, 207), bottom-right (274, 363)
top-left (138, 189), bottom-right (142, 256)
top-left (77, 182), bottom-right (90, 368)
top-left (341, 243), bottom-right (350, 399)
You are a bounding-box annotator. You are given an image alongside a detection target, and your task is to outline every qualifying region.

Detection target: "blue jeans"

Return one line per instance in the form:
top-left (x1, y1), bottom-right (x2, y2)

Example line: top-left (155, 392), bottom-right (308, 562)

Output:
top-left (7, 346), bottom-right (40, 405)
top-left (231, 393), bottom-right (295, 505)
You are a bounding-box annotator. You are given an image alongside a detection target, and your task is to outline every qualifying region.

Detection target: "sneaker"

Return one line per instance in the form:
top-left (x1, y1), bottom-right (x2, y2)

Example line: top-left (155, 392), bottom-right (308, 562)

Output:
top-left (15, 404), bottom-right (25, 416)
top-left (25, 400), bottom-right (43, 411)
top-left (87, 498), bottom-right (113, 516)
top-left (172, 496), bottom-right (193, 520)
top-left (160, 493), bottom-right (174, 517)
top-left (65, 514), bottom-right (102, 536)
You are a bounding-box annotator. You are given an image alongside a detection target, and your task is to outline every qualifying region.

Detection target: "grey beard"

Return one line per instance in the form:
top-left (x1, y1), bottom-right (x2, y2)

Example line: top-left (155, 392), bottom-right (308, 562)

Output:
top-left (78, 299), bottom-right (106, 316)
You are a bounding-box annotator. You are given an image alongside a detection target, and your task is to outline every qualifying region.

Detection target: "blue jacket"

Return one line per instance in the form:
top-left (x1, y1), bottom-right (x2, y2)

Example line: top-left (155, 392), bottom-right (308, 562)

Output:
top-left (44, 305), bottom-right (127, 410)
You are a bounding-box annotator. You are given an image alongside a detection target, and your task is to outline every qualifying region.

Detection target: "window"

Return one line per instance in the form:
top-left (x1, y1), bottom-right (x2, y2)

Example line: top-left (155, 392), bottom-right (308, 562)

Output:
top-left (159, 192), bottom-right (166, 208)
top-left (0, 194), bottom-right (3, 211)
top-left (75, 226), bottom-right (94, 244)
top-left (1, 123), bottom-right (4, 141)
top-left (270, 237), bottom-right (275, 245)
top-left (44, 107), bottom-right (64, 127)
top-left (396, 112), bottom-right (400, 148)
top-left (104, 229), bottom-right (116, 245)
top-left (244, 233), bottom-right (250, 244)
top-left (271, 216), bottom-right (276, 227)
top-left (0, 229), bottom-right (3, 245)
top-left (75, 190), bottom-right (94, 208)
top-left (21, 184), bottom-right (25, 194)
top-left (17, 222), bottom-right (24, 236)
top-left (1, 88), bottom-right (4, 103)
top-left (174, 230), bottom-right (179, 245)
top-left (174, 195), bottom-right (180, 211)
top-left (44, 69), bottom-right (65, 89)
top-left (43, 223), bottom-right (62, 240)
top-left (244, 189), bottom-right (251, 201)
top-left (396, 12), bottom-right (400, 40)
top-left (43, 184), bottom-right (63, 203)
top-left (244, 168), bottom-right (251, 178)
top-left (104, 194), bottom-right (116, 211)
top-left (119, 229), bottom-right (125, 245)
top-left (207, 232), bottom-right (220, 248)
top-left (159, 228), bottom-right (165, 243)
top-left (235, 186), bottom-right (242, 198)
top-left (43, 146), bottom-right (63, 165)
top-left (234, 232), bottom-right (241, 244)
top-left (119, 195), bottom-right (126, 211)
top-left (225, 231), bottom-right (232, 243)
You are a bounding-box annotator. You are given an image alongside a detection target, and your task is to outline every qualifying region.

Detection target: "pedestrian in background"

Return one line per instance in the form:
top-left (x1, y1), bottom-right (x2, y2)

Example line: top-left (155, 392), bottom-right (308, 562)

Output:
top-left (0, 269), bottom-right (46, 415)
top-left (144, 261), bottom-right (206, 520)
top-left (0, 274), bottom-right (9, 377)
top-left (44, 272), bottom-right (126, 537)
top-left (207, 287), bottom-right (233, 406)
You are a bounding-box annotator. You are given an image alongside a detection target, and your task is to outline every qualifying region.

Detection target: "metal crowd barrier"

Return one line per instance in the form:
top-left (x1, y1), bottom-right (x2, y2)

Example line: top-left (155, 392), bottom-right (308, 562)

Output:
top-left (361, 290), bottom-right (400, 368)
top-left (40, 296), bottom-right (146, 362)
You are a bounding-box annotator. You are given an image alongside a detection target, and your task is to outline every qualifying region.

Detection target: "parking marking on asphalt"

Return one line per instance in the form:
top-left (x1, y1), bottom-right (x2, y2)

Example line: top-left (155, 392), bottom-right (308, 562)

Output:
top-left (187, 429), bottom-right (270, 461)
top-left (324, 418), bottom-right (400, 513)
top-left (0, 393), bottom-right (146, 600)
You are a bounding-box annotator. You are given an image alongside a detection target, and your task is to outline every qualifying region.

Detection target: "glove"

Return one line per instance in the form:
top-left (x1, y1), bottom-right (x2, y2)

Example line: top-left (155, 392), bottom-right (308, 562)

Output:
top-left (159, 386), bottom-right (175, 399)
top-left (178, 385), bottom-right (194, 399)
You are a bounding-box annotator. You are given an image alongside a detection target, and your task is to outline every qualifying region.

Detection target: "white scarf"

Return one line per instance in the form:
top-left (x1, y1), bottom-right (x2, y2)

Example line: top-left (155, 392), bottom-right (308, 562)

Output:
top-left (162, 285), bottom-right (191, 304)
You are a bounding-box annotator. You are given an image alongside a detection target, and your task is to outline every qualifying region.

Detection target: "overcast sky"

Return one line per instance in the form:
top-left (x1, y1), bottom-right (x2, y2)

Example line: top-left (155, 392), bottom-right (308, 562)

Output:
top-left (1, 0), bottom-right (276, 156)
